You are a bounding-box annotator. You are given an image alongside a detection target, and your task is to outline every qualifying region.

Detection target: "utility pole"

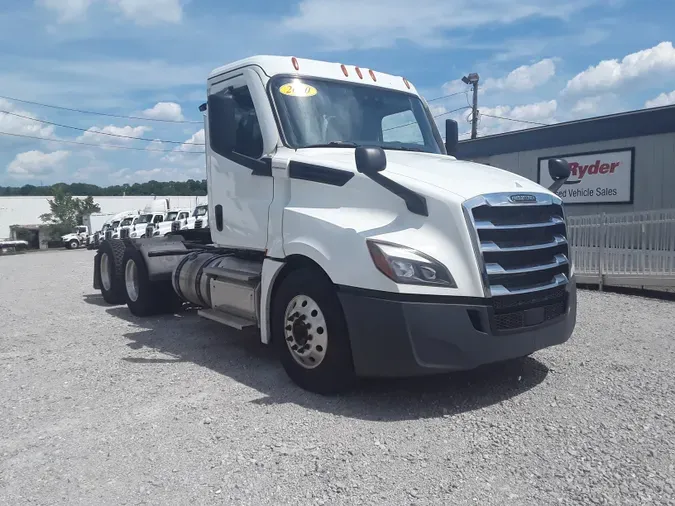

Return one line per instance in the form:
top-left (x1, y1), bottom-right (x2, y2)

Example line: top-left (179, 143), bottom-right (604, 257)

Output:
top-left (462, 73), bottom-right (480, 139)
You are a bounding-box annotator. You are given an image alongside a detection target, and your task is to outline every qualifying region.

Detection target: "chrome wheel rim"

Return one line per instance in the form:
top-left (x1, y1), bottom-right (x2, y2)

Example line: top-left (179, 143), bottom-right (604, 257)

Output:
top-left (125, 259), bottom-right (139, 302)
top-left (100, 252), bottom-right (112, 291)
top-left (283, 295), bottom-right (328, 369)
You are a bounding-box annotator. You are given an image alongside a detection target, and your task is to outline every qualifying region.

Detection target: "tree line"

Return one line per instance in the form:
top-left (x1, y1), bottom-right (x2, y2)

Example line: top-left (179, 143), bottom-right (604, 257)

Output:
top-left (0, 179), bottom-right (208, 197)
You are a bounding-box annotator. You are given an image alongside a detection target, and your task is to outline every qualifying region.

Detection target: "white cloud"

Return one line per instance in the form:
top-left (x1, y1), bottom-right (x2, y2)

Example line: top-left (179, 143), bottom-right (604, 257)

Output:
top-left (0, 98), bottom-right (55, 139)
top-left (162, 129), bottom-right (205, 164)
top-left (645, 90), bottom-right (675, 108)
top-left (111, 0), bottom-right (183, 25)
top-left (38, 0), bottom-right (94, 22)
top-left (142, 102), bottom-right (185, 121)
top-left (441, 58), bottom-right (556, 100)
top-left (38, 0), bottom-right (183, 25)
top-left (281, 0), bottom-right (602, 50)
top-left (7, 150), bottom-right (70, 178)
top-left (477, 100), bottom-right (557, 135)
top-left (75, 124), bottom-right (151, 147)
top-left (569, 94), bottom-right (618, 117)
top-left (483, 59), bottom-right (557, 91)
top-left (564, 41), bottom-right (675, 95)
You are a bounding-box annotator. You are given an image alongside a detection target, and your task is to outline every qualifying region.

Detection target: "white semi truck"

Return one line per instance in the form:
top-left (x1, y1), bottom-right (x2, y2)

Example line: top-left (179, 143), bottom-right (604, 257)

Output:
top-left (93, 55), bottom-right (577, 394)
top-left (169, 203), bottom-right (209, 234)
top-left (152, 208), bottom-right (193, 237)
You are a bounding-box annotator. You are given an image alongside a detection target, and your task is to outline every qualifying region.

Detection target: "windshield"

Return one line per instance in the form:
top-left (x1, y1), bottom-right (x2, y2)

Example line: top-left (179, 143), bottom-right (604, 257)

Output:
top-left (270, 76), bottom-right (444, 154)
top-left (194, 206), bottom-right (207, 217)
top-left (136, 214), bottom-right (152, 224)
top-left (166, 212), bottom-right (179, 221)
top-left (112, 221), bottom-right (120, 228)
top-left (120, 218), bottom-right (134, 227)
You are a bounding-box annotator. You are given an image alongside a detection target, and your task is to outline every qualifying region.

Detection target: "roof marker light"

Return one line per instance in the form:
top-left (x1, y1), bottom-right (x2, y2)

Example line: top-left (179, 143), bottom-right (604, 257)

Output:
top-left (403, 77), bottom-right (411, 89)
top-left (341, 64), bottom-right (349, 77)
top-left (368, 69), bottom-right (377, 81)
top-left (355, 67), bottom-right (363, 79)
top-left (292, 57), bottom-right (300, 71)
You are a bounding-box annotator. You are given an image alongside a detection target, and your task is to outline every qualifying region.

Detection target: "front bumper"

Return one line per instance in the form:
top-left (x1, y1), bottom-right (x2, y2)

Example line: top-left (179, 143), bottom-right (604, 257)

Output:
top-left (337, 279), bottom-right (577, 378)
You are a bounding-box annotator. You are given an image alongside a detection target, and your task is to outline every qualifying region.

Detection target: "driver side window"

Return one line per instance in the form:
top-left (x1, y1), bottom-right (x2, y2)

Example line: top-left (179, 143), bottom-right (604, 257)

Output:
top-left (381, 110), bottom-right (424, 145)
top-left (153, 215), bottom-right (163, 224)
top-left (210, 85), bottom-right (263, 159)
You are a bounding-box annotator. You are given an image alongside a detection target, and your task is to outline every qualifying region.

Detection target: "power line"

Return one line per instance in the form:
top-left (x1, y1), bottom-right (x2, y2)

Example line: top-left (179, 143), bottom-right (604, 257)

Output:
top-left (0, 94), bottom-right (203, 124)
top-left (0, 109), bottom-right (205, 145)
top-left (383, 106), bottom-right (472, 132)
top-left (426, 90), bottom-right (468, 103)
top-left (0, 130), bottom-right (205, 153)
top-left (480, 113), bottom-right (550, 127)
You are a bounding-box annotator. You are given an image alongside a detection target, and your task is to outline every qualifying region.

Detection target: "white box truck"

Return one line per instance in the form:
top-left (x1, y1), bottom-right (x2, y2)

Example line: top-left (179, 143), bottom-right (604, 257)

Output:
top-left (92, 55), bottom-right (577, 394)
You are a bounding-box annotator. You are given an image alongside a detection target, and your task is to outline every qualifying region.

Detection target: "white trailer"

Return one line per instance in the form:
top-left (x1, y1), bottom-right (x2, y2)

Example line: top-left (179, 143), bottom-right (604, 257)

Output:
top-left (92, 55), bottom-right (577, 394)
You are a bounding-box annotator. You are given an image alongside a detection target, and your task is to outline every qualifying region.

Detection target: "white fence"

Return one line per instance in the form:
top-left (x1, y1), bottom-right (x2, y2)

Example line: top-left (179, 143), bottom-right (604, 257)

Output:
top-left (567, 209), bottom-right (675, 289)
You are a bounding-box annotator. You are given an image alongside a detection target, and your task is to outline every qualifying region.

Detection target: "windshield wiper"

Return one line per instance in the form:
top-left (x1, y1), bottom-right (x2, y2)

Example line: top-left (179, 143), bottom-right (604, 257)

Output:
top-left (384, 146), bottom-right (426, 153)
top-left (303, 141), bottom-right (359, 148)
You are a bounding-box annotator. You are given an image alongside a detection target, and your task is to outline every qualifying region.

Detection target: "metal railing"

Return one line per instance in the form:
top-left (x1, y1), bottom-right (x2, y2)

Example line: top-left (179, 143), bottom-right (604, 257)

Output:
top-left (567, 209), bottom-right (675, 289)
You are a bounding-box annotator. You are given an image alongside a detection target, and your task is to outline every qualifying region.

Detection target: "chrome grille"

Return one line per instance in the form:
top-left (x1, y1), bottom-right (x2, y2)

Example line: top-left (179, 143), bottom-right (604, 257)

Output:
top-left (145, 225), bottom-right (154, 237)
top-left (105, 230), bottom-right (112, 240)
top-left (171, 221), bottom-right (181, 232)
top-left (463, 192), bottom-right (571, 297)
top-left (194, 219), bottom-right (203, 229)
top-left (120, 228), bottom-right (129, 239)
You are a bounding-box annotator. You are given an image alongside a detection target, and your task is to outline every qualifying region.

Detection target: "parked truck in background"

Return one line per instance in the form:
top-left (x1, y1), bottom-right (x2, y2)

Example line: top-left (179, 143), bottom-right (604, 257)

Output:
top-left (171, 203), bottom-right (209, 234)
top-left (93, 55), bottom-right (577, 394)
top-left (123, 200), bottom-right (171, 239)
top-left (62, 225), bottom-right (90, 249)
top-left (152, 208), bottom-right (192, 237)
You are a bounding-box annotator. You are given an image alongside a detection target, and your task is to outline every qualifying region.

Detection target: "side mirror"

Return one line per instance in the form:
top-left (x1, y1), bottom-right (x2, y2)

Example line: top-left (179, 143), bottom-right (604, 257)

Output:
top-left (445, 119), bottom-right (458, 156)
top-left (547, 158), bottom-right (571, 193)
top-left (355, 146), bottom-right (386, 174)
top-left (207, 93), bottom-right (237, 154)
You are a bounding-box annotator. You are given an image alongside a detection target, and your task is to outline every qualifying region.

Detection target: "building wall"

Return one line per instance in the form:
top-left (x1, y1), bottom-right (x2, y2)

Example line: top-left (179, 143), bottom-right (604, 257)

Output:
top-left (468, 132), bottom-right (675, 216)
top-left (0, 195), bottom-right (208, 239)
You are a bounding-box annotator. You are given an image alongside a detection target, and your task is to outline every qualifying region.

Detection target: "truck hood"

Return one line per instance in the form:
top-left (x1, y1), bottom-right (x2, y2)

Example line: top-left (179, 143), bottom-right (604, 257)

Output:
top-left (292, 148), bottom-right (550, 200)
top-left (61, 233), bottom-right (79, 240)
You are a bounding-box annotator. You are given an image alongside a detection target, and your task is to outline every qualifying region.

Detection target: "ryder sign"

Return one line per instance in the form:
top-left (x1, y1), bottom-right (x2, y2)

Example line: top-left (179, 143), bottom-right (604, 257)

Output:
top-left (538, 148), bottom-right (634, 204)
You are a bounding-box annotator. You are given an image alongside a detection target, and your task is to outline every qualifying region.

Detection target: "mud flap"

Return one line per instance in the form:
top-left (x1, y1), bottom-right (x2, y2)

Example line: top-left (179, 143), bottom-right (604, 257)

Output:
top-left (93, 252), bottom-right (102, 290)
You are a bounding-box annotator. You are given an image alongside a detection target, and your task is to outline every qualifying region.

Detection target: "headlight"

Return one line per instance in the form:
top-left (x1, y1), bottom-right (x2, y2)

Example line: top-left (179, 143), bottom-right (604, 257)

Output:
top-left (131, 232), bottom-right (137, 238)
top-left (366, 240), bottom-right (456, 287)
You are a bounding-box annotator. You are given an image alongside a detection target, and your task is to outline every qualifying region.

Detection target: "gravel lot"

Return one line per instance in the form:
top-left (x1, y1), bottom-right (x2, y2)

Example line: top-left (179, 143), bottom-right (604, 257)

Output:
top-left (1, 248), bottom-right (674, 505)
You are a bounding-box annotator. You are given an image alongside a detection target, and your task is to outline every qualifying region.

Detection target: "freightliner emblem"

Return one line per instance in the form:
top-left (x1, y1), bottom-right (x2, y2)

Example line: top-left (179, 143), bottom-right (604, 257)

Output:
top-left (509, 194), bottom-right (537, 203)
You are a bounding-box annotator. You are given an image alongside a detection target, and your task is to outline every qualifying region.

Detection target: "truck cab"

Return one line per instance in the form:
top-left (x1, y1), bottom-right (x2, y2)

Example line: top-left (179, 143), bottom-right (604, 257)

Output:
top-left (62, 226), bottom-right (89, 249)
top-left (190, 204), bottom-right (209, 230)
top-left (94, 55), bottom-right (577, 394)
top-left (171, 203), bottom-right (209, 233)
top-left (153, 208), bottom-right (192, 236)
top-left (112, 211), bottom-right (141, 239)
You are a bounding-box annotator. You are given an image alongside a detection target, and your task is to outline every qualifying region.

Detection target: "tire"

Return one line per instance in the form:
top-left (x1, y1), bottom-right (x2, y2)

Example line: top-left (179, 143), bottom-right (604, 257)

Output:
top-left (68, 239), bottom-right (79, 250)
top-left (98, 239), bottom-right (126, 305)
top-left (122, 247), bottom-right (182, 317)
top-left (272, 267), bottom-right (356, 395)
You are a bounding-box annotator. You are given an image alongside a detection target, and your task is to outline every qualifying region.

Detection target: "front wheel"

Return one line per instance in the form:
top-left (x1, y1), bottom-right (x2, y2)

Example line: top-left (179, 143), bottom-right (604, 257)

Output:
top-left (68, 239), bottom-right (79, 249)
top-left (272, 267), bottom-right (356, 395)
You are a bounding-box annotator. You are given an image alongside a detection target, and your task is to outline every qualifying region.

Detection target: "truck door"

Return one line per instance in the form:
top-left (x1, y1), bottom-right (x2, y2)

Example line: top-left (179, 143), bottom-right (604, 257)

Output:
top-left (206, 68), bottom-right (274, 251)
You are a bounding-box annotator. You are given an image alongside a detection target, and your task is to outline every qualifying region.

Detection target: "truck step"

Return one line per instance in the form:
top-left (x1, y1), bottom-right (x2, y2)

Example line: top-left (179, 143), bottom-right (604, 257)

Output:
top-left (198, 308), bottom-right (256, 330)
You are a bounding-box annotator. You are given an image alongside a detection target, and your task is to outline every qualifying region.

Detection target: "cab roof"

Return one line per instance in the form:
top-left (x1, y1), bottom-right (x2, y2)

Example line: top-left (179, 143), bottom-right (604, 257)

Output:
top-left (208, 55), bottom-right (419, 96)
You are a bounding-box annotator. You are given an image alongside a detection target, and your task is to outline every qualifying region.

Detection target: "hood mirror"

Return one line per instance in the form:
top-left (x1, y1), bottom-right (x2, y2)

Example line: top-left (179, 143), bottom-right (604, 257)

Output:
top-left (445, 119), bottom-right (458, 157)
top-left (355, 146), bottom-right (387, 174)
top-left (547, 158), bottom-right (572, 193)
